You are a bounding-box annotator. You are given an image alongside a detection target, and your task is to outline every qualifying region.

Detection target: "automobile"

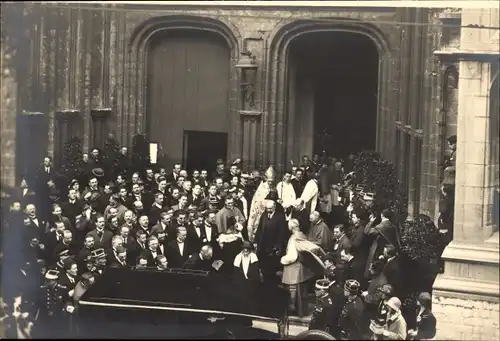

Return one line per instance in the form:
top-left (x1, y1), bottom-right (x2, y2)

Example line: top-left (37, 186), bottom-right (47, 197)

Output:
top-left (75, 267), bottom-right (291, 339)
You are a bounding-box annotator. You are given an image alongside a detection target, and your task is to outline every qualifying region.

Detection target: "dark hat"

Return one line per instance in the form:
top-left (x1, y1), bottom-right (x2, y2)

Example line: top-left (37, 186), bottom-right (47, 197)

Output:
top-left (91, 248), bottom-right (106, 260)
top-left (226, 216), bottom-right (237, 227)
top-left (45, 269), bottom-right (60, 280)
top-left (216, 159), bottom-right (225, 166)
top-left (115, 246), bottom-right (126, 254)
top-left (344, 279), bottom-right (361, 295)
top-left (91, 168), bottom-right (105, 178)
top-left (324, 267), bottom-right (337, 281)
top-left (241, 241), bottom-right (254, 251)
top-left (194, 211), bottom-right (204, 219)
top-left (62, 256), bottom-right (75, 269)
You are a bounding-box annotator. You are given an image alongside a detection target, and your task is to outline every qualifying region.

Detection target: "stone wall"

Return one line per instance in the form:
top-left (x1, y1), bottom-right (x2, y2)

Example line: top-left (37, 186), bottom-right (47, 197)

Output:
top-left (433, 296), bottom-right (500, 340)
top-left (0, 17), bottom-right (17, 188)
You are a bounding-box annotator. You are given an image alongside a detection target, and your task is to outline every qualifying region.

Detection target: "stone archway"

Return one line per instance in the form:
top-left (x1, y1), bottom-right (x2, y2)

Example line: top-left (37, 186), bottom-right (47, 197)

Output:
top-left (265, 19), bottom-right (393, 173)
top-left (125, 15), bottom-right (242, 162)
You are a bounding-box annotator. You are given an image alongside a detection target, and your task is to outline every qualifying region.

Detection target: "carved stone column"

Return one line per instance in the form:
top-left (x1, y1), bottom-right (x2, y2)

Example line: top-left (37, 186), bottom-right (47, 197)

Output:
top-left (90, 108), bottom-right (112, 150)
top-left (239, 110), bottom-right (263, 172)
top-left (432, 8), bottom-right (500, 341)
top-left (55, 109), bottom-right (79, 165)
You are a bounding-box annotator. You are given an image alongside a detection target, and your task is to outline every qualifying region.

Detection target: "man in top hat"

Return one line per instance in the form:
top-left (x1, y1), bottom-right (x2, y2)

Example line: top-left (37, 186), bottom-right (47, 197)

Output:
top-left (338, 279), bottom-right (367, 340)
top-left (308, 278), bottom-right (336, 334)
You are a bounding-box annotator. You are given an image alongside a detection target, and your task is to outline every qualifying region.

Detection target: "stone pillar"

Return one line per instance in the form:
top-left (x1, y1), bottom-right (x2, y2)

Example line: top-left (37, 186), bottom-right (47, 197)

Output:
top-left (239, 110), bottom-right (263, 172)
top-left (432, 7), bottom-right (500, 341)
top-left (90, 108), bottom-right (112, 150)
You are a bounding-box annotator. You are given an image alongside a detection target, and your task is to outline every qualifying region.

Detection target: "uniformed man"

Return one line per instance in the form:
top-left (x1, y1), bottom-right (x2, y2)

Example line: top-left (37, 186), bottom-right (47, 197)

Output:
top-left (90, 248), bottom-right (107, 277)
top-left (338, 279), bottom-right (367, 340)
top-left (309, 278), bottom-right (335, 334)
top-left (36, 270), bottom-right (66, 338)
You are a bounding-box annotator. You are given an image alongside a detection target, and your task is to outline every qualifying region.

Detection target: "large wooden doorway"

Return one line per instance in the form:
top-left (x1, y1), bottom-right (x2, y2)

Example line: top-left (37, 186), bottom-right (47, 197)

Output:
top-left (147, 30), bottom-right (231, 170)
top-left (287, 31), bottom-right (379, 161)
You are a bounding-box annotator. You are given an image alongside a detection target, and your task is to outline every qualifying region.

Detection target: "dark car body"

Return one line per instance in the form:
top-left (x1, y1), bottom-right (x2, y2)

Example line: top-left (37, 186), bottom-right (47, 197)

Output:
top-left (76, 267), bottom-right (289, 339)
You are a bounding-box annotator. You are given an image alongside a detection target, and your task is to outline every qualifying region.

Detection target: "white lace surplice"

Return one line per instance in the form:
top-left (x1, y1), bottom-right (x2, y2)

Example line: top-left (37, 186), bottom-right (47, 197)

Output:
top-left (247, 181), bottom-right (271, 242)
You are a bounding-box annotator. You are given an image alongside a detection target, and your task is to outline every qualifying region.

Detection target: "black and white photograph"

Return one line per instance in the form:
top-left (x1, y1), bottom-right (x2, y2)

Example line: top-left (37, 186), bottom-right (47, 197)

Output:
top-left (0, 1), bottom-right (499, 339)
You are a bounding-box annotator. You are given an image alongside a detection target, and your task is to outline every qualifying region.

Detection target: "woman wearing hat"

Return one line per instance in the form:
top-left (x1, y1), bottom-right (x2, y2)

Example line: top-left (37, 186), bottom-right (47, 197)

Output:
top-left (370, 297), bottom-right (407, 340)
top-left (407, 292), bottom-right (436, 341)
top-left (233, 241), bottom-right (260, 282)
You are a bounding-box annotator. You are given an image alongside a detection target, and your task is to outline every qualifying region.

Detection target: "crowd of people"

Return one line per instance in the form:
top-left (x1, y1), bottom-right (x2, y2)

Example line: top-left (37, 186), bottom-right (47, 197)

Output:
top-left (1, 147), bottom-right (438, 340)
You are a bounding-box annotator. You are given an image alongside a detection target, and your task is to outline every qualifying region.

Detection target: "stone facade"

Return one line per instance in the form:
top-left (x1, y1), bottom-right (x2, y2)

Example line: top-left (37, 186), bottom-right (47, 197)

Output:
top-left (1, 2), bottom-right (453, 219)
top-left (433, 6), bottom-right (500, 341)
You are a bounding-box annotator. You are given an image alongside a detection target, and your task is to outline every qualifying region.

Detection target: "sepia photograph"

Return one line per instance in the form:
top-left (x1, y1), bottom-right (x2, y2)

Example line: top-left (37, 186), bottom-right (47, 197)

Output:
top-left (0, 1), bottom-right (499, 339)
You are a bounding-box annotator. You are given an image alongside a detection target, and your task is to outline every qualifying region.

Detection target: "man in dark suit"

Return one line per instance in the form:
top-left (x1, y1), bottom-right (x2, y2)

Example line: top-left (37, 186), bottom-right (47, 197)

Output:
top-left (166, 227), bottom-right (193, 269)
top-left (382, 245), bottom-right (403, 298)
top-left (61, 189), bottom-right (83, 226)
top-left (43, 221), bottom-right (66, 264)
top-left (202, 211), bottom-right (219, 251)
top-left (128, 229), bottom-right (147, 264)
top-left (151, 211), bottom-right (172, 241)
top-left (57, 258), bottom-right (80, 292)
top-left (108, 245), bottom-right (128, 268)
top-left (53, 230), bottom-right (78, 262)
top-left (254, 200), bottom-right (289, 285)
top-left (186, 212), bottom-right (205, 252)
top-left (118, 225), bottom-right (136, 252)
top-left (35, 156), bottom-right (55, 194)
top-left (183, 245), bottom-right (219, 272)
top-left (166, 163), bottom-right (182, 184)
top-left (364, 209), bottom-right (398, 279)
top-left (85, 215), bottom-right (113, 250)
top-left (291, 168), bottom-right (306, 197)
top-left (15, 177), bottom-right (38, 209)
top-left (143, 236), bottom-right (163, 267)
top-left (332, 224), bottom-right (353, 281)
top-left (187, 184), bottom-right (204, 207)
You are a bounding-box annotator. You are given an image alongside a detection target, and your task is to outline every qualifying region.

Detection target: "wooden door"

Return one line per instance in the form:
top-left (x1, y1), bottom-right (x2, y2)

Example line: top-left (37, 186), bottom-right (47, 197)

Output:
top-left (147, 30), bottom-right (231, 171)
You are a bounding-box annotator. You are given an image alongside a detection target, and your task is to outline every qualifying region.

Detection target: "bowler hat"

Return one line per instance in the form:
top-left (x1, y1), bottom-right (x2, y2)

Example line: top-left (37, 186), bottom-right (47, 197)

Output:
top-left (92, 168), bottom-right (105, 178)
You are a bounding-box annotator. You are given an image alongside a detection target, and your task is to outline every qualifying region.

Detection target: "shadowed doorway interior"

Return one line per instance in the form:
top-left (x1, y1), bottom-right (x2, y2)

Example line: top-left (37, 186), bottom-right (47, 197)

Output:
top-left (183, 130), bottom-right (228, 172)
top-left (287, 31), bottom-right (379, 160)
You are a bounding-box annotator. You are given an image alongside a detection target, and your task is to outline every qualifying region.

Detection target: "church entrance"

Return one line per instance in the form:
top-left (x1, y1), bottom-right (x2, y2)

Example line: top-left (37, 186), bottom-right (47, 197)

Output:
top-left (147, 29), bottom-right (232, 171)
top-left (287, 31), bottom-right (379, 161)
